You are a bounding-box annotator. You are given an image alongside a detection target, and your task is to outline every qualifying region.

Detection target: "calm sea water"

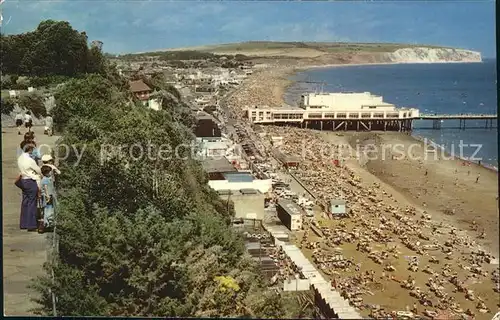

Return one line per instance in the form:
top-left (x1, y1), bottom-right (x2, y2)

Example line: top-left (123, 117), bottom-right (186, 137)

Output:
top-left (285, 60), bottom-right (498, 167)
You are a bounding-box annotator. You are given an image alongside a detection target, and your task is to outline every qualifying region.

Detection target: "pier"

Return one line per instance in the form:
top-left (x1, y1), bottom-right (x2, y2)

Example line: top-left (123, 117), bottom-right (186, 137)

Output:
top-left (418, 114), bottom-right (497, 130)
top-left (247, 109), bottom-right (497, 132)
top-left (246, 93), bottom-right (497, 132)
top-left (248, 108), bottom-right (418, 132)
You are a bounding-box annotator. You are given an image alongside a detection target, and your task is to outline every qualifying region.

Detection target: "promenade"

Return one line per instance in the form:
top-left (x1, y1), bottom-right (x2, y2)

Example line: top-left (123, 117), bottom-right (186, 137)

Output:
top-left (2, 126), bottom-right (59, 315)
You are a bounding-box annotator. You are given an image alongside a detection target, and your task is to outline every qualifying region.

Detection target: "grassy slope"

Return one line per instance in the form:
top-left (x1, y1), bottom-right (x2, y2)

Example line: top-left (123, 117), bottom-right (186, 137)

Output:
top-left (161, 41), bottom-right (448, 52)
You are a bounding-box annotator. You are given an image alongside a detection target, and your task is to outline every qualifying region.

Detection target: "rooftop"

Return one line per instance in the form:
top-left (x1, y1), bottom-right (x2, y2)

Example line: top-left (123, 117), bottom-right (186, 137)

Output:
top-left (222, 172), bottom-right (254, 183)
top-left (231, 192), bottom-right (266, 220)
top-left (331, 199), bottom-right (346, 205)
top-left (129, 80), bottom-right (152, 93)
top-left (196, 111), bottom-right (217, 122)
top-left (278, 199), bottom-right (302, 216)
top-left (201, 157), bottom-right (237, 173)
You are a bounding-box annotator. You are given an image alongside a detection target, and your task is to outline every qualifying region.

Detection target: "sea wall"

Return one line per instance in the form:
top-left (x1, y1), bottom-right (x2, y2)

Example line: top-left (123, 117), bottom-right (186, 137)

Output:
top-left (385, 47), bottom-right (482, 63)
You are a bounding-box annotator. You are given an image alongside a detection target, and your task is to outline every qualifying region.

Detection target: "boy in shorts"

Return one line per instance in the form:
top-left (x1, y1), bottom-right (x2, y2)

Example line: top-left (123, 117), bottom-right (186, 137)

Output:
top-left (15, 112), bottom-right (23, 135)
top-left (24, 112), bottom-right (33, 132)
top-left (40, 165), bottom-right (55, 232)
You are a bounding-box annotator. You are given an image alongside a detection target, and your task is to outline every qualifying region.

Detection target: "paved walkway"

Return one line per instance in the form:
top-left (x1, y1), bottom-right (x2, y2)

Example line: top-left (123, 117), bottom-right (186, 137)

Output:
top-left (2, 126), bottom-right (59, 315)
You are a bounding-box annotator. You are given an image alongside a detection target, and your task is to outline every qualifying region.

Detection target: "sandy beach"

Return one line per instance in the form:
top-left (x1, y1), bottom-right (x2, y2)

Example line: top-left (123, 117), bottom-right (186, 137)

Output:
top-left (233, 61), bottom-right (498, 255)
top-left (227, 61), bottom-right (499, 317)
top-left (358, 132), bottom-right (499, 256)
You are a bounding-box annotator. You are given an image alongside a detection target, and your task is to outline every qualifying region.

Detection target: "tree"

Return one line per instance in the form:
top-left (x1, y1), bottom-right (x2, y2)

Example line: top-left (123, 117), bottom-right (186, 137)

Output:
top-left (16, 76), bottom-right (30, 89)
top-left (23, 22), bottom-right (313, 316)
top-left (19, 93), bottom-right (46, 117)
top-left (87, 45), bottom-right (106, 74)
top-left (1, 20), bottom-right (104, 77)
top-left (1, 98), bottom-right (16, 115)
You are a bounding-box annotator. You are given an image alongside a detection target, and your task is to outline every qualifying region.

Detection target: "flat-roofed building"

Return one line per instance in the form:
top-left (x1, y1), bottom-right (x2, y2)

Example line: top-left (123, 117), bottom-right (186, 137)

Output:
top-left (207, 171), bottom-right (272, 194)
top-left (300, 92), bottom-right (396, 111)
top-left (195, 112), bottom-right (221, 137)
top-left (246, 92), bottom-right (419, 132)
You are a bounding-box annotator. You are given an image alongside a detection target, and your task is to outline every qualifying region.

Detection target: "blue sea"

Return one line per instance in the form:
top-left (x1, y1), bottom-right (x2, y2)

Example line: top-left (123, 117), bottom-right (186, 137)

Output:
top-left (285, 60), bottom-right (498, 167)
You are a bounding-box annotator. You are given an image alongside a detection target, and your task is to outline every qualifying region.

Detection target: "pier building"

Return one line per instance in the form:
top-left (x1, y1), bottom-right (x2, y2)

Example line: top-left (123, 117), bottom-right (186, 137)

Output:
top-left (246, 92), bottom-right (419, 132)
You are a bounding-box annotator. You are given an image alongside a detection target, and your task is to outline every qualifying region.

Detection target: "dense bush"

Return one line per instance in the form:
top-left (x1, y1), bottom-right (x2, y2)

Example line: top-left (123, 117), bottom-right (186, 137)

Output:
top-left (19, 93), bottom-right (46, 117)
top-left (29, 75), bottom-right (76, 88)
top-left (1, 98), bottom-right (16, 115)
top-left (18, 21), bottom-right (313, 317)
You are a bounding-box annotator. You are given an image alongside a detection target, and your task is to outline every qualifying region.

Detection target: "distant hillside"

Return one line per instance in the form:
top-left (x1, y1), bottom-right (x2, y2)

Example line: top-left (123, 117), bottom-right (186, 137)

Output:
top-left (128, 41), bottom-right (481, 65)
top-left (143, 41), bottom-right (454, 58)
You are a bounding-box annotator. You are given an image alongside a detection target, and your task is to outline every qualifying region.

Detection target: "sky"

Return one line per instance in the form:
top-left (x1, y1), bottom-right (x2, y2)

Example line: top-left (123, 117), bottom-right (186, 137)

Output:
top-left (1, 0), bottom-right (496, 57)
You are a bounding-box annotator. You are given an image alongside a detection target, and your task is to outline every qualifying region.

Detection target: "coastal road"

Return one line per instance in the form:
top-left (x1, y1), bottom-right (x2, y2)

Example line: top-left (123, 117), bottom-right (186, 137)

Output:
top-left (2, 126), bottom-right (59, 315)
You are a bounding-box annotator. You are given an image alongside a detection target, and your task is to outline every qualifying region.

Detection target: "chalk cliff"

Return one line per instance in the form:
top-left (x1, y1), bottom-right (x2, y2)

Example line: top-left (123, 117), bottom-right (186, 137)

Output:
top-left (384, 47), bottom-right (482, 63)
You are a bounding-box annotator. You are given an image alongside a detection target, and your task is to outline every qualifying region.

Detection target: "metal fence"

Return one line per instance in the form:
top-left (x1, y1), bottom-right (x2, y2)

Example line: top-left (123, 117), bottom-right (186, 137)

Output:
top-left (47, 139), bottom-right (62, 316)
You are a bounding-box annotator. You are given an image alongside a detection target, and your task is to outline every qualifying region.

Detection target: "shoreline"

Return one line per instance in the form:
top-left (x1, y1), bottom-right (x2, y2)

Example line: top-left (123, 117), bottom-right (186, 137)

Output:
top-left (412, 134), bottom-right (499, 172)
top-left (230, 60), bottom-right (498, 247)
top-left (259, 125), bottom-right (499, 316)
top-left (227, 60), bottom-right (499, 315)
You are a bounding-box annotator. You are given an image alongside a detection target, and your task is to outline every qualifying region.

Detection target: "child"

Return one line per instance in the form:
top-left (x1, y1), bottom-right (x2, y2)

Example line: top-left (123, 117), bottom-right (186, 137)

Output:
top-left (15, 112), bottom-right (24, 135)
top-left (41, 154), bottom-right (61, 175)
top-left (44, 114), bottom-right (54, 136)
top-left (24, 112), bottom-right (33, 132)
top-left (40, 165), bottom-right (55, 232)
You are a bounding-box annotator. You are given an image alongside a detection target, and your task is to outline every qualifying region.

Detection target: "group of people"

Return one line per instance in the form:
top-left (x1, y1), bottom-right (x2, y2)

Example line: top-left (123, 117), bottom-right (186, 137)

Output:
top-left (14, 111), bottom-right (53, 137)
top-left (15, 131), bottom-right (60, 233)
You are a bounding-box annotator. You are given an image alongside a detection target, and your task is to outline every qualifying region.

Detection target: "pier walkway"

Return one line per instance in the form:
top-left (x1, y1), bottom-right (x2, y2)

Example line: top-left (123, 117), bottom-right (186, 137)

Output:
top-left (418, 113), bottom-right (497, 120)
top-left (2, 126), bottom-right (59, 315)
top-left (418, 114), bottom-right (497, 130)
top-left (247, 109), bottom-right (497, 131)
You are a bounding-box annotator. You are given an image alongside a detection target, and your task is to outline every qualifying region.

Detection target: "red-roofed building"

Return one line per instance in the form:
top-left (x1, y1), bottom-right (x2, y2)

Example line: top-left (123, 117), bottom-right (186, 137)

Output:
top-left (129, 80), bottom-right (152, 102)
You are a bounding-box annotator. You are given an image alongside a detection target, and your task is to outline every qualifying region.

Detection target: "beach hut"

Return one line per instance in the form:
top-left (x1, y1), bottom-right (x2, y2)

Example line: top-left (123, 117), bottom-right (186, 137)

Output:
top-left (329, 199), bottom-right (347, 217)
top-left (271, 148), bottom-right (301, 169)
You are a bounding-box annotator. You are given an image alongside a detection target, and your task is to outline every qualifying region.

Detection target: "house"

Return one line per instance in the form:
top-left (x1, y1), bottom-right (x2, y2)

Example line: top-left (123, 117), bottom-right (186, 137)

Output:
top-left (276, 199), bottom-right (303, 231)
top-left (129, 80), bottom-right (152, 103)
top-left (225, 189), bottom-right (267, 220)
top-left (329, 199), bottom-right (347, 217)
top-left (201, 157), bottom-right (239, 180)
top-left (195, 112), bottom-right (221, 138)
top-left (202, 158), bottom-right (272, 194)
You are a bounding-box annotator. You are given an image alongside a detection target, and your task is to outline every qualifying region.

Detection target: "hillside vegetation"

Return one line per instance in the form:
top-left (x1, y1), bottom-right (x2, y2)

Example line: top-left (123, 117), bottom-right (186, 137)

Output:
top-left (147, 41), bottom-right (451, 58)
top-left (2, 21), bottom-right (313, 317)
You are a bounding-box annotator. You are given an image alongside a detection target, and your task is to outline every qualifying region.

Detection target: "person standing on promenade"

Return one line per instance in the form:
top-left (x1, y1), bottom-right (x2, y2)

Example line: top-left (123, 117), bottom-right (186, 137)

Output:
top-left (39, 165), bottom-right (55, 233)
top-left (24, 112), bottom-right (33, 132)
top-left (19, 132), bottom-right (41, 163)
top-left (15, 143), bottom-right (42, 231)
top-left (15, 112), bottom-right (24, 135)
top-left (44, 114), bottom-right (53, 136)
top-left (41, 154), bottom-right (60, 176)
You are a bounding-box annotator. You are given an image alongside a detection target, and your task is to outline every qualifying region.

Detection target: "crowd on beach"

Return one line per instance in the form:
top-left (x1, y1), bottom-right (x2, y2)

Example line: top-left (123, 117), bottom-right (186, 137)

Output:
top-left (260, 125), bottom-right (498, 318)
top-left (220, 66), bottom-right (499, 318)
top-left (14, 119), bottom-right (59, 234)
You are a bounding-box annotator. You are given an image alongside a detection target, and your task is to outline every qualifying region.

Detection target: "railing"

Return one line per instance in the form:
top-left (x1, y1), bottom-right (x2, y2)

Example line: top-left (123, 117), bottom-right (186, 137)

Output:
top-left (419, 113), bottom-right (497, 119)
top-left (48, 138), bottom-right (62, 316)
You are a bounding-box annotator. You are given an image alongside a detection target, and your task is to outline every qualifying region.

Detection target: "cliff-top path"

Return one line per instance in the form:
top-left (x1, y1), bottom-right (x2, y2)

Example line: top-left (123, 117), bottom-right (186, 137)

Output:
top-left (3, 126), bottom-right (59, 315)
